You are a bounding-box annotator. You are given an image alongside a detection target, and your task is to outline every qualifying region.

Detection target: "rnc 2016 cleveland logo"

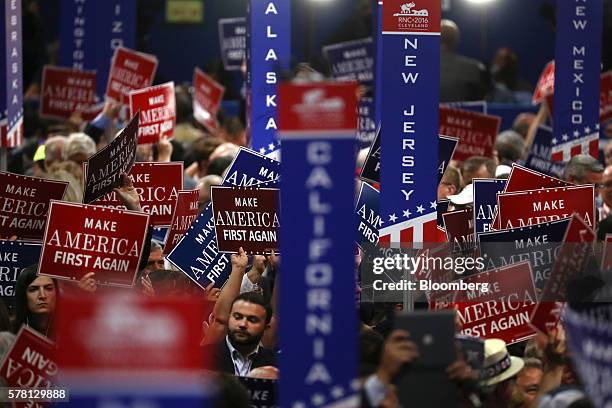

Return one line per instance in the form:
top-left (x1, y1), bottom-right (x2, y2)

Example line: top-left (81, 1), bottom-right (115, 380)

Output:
top-left (394, 2), bottom-right (430, 31)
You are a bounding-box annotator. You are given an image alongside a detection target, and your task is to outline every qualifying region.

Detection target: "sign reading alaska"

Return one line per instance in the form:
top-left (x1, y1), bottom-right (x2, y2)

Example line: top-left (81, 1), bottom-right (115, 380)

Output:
top-left (383, 1), bottom-right (441, 33)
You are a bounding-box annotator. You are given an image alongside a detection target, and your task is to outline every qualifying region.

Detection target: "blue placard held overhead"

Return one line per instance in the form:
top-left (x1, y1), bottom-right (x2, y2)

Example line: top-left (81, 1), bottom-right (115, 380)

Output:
top-left (356, 182), bottom-right (381, 247)
top-left (247, 0), bottom-right (290, 158)
top-left (472, 178), bottom-right (507, 238)
top-left (379, 0), bottom-right (441, 244)
top-left (166, 149), bottom-right (280, 289)
top-left (0, 240), bottom-right (41, 309)
top-left (524, 126), bottom-right (565, 179)
top-left (59, 0), bottom-right (136, 100)
top-left (1, 0), bottom-right (23, 148)
top-left (551, 0), bottom-right (603, 161)
top-left (278, 83), bottom-right (359, 408)
top-left (218, 17), bottom-right (247, 71)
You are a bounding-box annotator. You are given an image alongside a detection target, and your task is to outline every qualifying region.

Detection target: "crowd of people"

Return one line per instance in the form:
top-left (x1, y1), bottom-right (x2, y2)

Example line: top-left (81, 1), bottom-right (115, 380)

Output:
top-left (0, 3), bottom-right (611, 408)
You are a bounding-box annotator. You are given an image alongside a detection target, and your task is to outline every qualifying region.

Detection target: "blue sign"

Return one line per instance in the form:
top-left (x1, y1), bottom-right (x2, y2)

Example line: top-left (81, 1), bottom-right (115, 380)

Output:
top-left (0, 240), bottom-right (41, 309)
top-left (247, 0), bottom-right (290, 156)
top-left (1, 0), bottom-right (23, 148)
top-left (218, 17), bottom-right (246, 71)
top-left (239, 377), bottom-right (277, 408)
top-left (357, 97), bottom-right (377, 149)
top-left (477, 218), bottom-right (570, 291)
top-left (437, 199), bottom-right (450, 229)
top-left (59, 0), bottom-right (136, 100)
top-left (438, 135), bottom-right (458, 183)
top-left (564, 306), bottom-right (612, 408)
top-left (360, 127), bottom-right (380, 183)
top-left (373, 0), bottom-right (382, 129)
top-left (152, 227), bottom-right (168, 245)
top-left (167, 149), bottom-right (280, 289)
top-left (524, 126), bottom-right (565, 179)
top-left (278, 131), bottom-right (357, 408)
top-left (323, 37), bottom-right (374, 89)
top-left (473, 178), bottom-right (507, 238)
top-left (379, 1), bottom-right (441, 243)
top-left (356, 182), bottom-right (381, 247)
top-left (551, 0), bottom-right (603, 160)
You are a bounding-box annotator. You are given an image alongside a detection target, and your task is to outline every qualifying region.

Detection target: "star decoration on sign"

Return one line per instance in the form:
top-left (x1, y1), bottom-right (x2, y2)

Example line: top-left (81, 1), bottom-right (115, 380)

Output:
top-left (574, 130), bottom-right (580, 138)
top-left (430, 201), bottom-right (437, 209)
top-left (416, 205), bottom-right (425, 214)
top-left (389, 213), bottom-right (398, 222)
top-left (259, 147), bottom-right (266, 154)
top-left (403, 209), bottom-right (411, 218)
top-left (292, 402), bottom-right (306, 408)
top-left (268, 142), bottom-right (276, 151)
top-left (562, 134), bottom-right (569, 141)
top-left (596, 124), bottom-right (600, 130)
top-left (552, 138), bottom-right (558, 145)
top-left (311, 394), bottom-right (326, 406)
top-left (331, 386), bottom-right (345, 399)
top-left (585, 126), bottom-right (591, 134)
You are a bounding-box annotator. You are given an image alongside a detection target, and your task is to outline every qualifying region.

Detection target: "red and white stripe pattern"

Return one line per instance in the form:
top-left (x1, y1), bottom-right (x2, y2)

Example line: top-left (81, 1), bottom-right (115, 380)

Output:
top-left (550, 125), bottom-right (599, 162)
top-left (379, 211), bottom-right (438, 244)
top-left (0, 115), bottom-right (24, 148)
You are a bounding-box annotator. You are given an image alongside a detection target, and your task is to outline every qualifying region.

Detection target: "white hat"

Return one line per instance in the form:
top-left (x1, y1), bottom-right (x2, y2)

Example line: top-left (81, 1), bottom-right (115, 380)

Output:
top-left (447, 183), bottom-right (473, 206)
top-left (495, 165), bottom-right (512, 178)
top-left (481, 339), bottom-right (524, 386)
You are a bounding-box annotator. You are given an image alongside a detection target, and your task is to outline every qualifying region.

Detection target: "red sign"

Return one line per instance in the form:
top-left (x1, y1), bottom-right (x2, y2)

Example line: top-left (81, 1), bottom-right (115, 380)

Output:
top-left (530, 214), bottom-right (595, 333)
top-left (83, 114), bottom-right (139, 203)
top-left (105, 46), bottom-right (158, 106)
top-left (211, 186), bottom-right (279, 255)
top-left (442, 208), bottom-right (474, 252)
top-left (129, 82), bottom-right (176, 144)
top-left (277, 83), bottom-right (358, 133)
top-left (0, 326), bottom-right (57, 389)
top-left (89, 162), bottom-right (183, 226)
top-left (533, 61), bottom-right (555, 104)
top-left (381, 0), bottom-right (441, 33)
top-left (452, 261), bottom-right (537, 345)
top-left (497, 185), bottom-right (595, 230)
top-left (601, 71), bottom-right (612, 124)
top-left (0, 172), bottom-right (68, 241)
top-left (38, 201), bottom-right (149, 287)
top-left (193, 68), bottom-right (225, 131)
top-left (163, 190), bottom-right (200, 255)
top-left (55, 294), bottom-right (207, 372)
top-left (439, 107), bottom-right (501, 161)
top-left (40, 65), bottom-right (98, 121)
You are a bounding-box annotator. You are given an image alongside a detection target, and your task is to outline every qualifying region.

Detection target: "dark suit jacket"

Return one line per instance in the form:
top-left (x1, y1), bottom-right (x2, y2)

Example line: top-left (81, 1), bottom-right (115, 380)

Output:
top-left (204, 340), bottom-right (276, 375)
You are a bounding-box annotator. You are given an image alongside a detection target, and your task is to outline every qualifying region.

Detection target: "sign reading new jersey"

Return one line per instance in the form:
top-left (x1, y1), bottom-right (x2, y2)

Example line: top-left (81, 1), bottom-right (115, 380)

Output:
top-left (0, 240), bottom-right (41, 307)
top-left (497, 185), bottom-right (595, 229)
top-left (211, 186), bottom-right (279, 254)
top-left (218, 17), bottom-right (246, 71)
top-left (163, 190), bottom-right (199, 255)
top-left (40, 66), bottom-right (98, 121)
top-left (83, 114), bottom-right (139, 203)
top-left (379, 0), bottom-right (441, 245)
top-left (193, 68), bottom-right (225, 131)
top-left (524, 126), bottom-right (565, 179)
top-left (356, 182), bottom-right (381, 246)
top-left (89, 162), bottom-right (183, 226)
top-left (129, 81), bottom-right (176, 144)
top-left (106, 46), bottom-right (158, 106)
top-left (551, 0), bottom-right (603, 161)
top-left (39, 201), bottom-right (149, 287)
top-left (247, 0), bottom-right (290, 156)
top-left (166, 148), bottom-right (280, 289)
top-left (278, 82), bottom-right (358, 408)
top-left (438, 107), bottom-right (501, 161)
top-left (0, 172), bottom-right (68, 241)
top-left (59, 0), bottom-right (136, 100)
top-left (0, 0), bottom-right (23, 148)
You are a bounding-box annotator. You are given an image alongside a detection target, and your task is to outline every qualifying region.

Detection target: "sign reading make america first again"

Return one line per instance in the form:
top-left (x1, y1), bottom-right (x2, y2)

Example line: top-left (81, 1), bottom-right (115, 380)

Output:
top-left (247, 0), bottom-right (290, 158)
top-left (379, 0), bottom-right (441, 244)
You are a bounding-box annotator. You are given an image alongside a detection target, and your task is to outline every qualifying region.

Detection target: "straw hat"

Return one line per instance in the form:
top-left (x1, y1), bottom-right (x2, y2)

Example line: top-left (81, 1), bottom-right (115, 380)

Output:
top-left (481, 339), bottom-right (524, 386)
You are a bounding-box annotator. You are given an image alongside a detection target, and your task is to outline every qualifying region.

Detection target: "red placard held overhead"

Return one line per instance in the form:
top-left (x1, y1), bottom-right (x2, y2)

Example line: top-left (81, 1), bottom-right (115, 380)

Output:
top-left (211, 186), bottom-right (280, 255)
top-left (89, 162), bottom-right (183, 226)
top-left (451, 261), bottom-right (537, 345)
top-left (497, 185), bottom-right (595, 230)
top-left (40, 66), bottom-right (99, 121)
top-left (193, 68), bottom-right (225, 131)
top-left (38, 201), bottom-right (149, 287)
top-left (105, 46), bottom-right (158, 106)
top-left (163, 190), bottom-right (200, 255)
top-left (0, 326), bottom-right (57, 389)
top-left (439, 107), bottom-right (501, 161)
top-left (533, 61), bottom-right (555, 104)
top-left (129, 82), bottom-right (176, 144)
top-left (0, 172), bottom-right (68, 241)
